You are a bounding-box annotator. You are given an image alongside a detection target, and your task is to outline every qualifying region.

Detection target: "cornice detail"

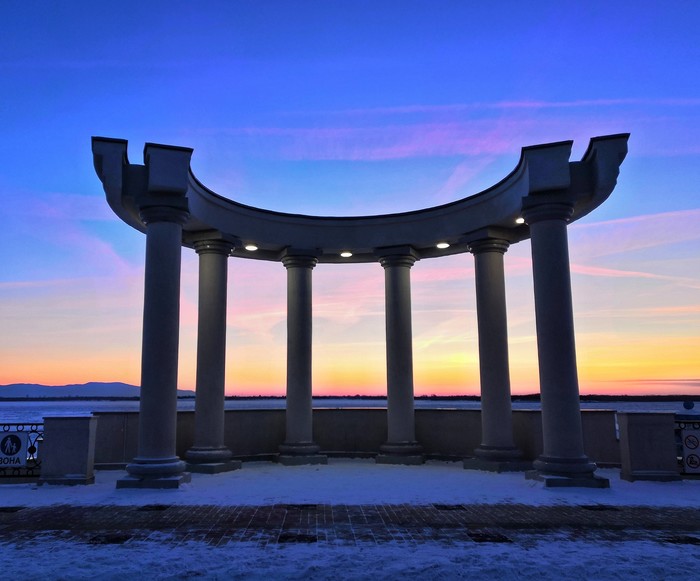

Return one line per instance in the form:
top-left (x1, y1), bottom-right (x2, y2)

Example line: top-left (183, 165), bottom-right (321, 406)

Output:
top-left (92, 134), bottom-right (629, 264)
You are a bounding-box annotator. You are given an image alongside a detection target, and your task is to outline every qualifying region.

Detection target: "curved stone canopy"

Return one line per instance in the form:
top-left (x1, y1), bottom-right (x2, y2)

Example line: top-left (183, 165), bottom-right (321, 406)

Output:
top-left (92, 134), bottom-right (629, 263)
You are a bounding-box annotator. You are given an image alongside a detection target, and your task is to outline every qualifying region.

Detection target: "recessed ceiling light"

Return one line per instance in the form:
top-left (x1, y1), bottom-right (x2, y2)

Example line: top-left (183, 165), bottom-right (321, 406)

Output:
top-left (515, 217), bottom-right (525, 224)
top-left (436, 242), bottom-right (450, 249)
top-left (340, 251), bottom-right (353, 258)
top-left (244, 244), bottom-right (258, 251)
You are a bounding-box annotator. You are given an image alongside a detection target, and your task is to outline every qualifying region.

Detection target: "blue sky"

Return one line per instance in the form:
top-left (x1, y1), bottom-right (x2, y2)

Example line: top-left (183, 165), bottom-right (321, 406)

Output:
top-left (1, 1), bottom-right (698, 394)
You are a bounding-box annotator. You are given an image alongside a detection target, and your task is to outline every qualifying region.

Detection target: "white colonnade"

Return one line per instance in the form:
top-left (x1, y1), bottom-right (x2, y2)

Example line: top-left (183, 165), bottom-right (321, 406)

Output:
top-left (184, 238), bottom-right (240, 473)
top-left (92, 134), bottom-right (629, 489)
top-left (117, 204), bottom-right (191, 488)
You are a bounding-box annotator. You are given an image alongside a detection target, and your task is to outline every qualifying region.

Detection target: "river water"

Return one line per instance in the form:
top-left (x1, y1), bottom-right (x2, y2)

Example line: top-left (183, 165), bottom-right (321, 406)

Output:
top-left (0, 398), bottom-right (694, 424)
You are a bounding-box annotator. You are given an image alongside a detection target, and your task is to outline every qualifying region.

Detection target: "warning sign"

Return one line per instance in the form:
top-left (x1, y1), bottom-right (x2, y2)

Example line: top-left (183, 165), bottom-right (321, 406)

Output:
top-left (688, 454), bottom-right (700, 470)
top-left (679, 422), bottom-right (700, 474)
top-left (0, 432), bottom-right (29, 467)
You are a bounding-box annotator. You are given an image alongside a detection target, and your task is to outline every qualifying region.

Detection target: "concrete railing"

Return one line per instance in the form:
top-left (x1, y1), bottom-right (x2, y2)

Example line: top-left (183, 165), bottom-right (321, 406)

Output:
top-left (92, 408), bottom-right (622, 468)
top-left (618, 412), bottom-right (681, 481)
top-left (39, 416), bottom-right (98, 485)
top-left (39, 409), bottom-right (694, 483)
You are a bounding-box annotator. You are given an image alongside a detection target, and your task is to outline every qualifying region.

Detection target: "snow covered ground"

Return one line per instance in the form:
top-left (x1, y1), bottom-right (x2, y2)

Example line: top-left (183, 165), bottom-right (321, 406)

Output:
top-left (2, 460), bottom-right (698, 507)
top-left (4, 536), bottom-right (694, 580)
top-left (1, 460), bottom-right (699, 579)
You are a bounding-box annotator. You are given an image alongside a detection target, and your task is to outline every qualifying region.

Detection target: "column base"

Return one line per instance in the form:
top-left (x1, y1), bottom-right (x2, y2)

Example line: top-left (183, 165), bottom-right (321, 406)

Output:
top-left (526, 470), bottom-right (610, 488)
top-left (533, 454), bottom-right (597, 477)
top-left (466, 445), bottom-right (530, 472)
top-left (278, 441), bottom-right (321, 455)
top-left (124, 456), bottom-right (187, 478)
top-left (186, 460), bottom-right (242, 474)
top-left (527, 454), bottom-right (609, 487)
top-left (464, 457), bottom-right (533, 473)
top-left (278, 442), bottom-right (327, 466)
top-left (473, 445), bottom-right (525, 461)
top-left (185, 446), bottom-right (234, 464)
top-left (116, 472), bottom-right (192, 489)
top-left (528, 454), bottom-right (607, 487)
top-left (376, 441), bottom-right (424, 465)
top-left (278, 454), bottom-right (328, 466)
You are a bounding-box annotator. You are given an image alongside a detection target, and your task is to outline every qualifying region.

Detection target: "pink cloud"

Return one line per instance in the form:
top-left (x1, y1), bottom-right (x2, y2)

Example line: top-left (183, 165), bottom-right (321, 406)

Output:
top-left (306, 98), bottom-right (700, 117)
top-left (0, 278), bottom-right (81, 291)
top-left (570, 209), bottom-right (700, 260)
top-left (412, 264), bottom-right (472, 283)
top-left (199, 122), bottom-right (519, 161)
top-left (14, 193), bottom-right (118, 221)
top-left (576, 304), bottom-right (700, 320)
top-left (503, 255), bottom-right (533, 277)
top-left (192, 95), bottom-right (700, 165)
top-left (47, 224), bottom-right (141, 280)
top-left (640, 305), bottom-right (700, 315)
top-left (431, 156), bottom-right (499, 204)
top-left (570, 263), bottom-right (679, 280)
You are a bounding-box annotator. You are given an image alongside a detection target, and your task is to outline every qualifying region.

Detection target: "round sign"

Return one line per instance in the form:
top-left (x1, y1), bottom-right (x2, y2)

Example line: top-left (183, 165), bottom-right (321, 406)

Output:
top-left (685, 435), bottom-right (699, 450)
top-left (1, 434), bottom-right (22, 456)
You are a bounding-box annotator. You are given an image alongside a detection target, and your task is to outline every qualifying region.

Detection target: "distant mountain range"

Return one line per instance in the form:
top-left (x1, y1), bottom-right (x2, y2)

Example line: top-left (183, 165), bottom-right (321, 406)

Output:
top-left (0, 382), bottom-right (195, 398)
top-left (0, 383), bottom-right (696, 401)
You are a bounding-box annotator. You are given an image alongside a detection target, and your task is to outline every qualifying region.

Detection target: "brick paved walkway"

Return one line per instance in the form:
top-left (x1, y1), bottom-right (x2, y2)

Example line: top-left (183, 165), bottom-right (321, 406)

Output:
top-left (1, 504), bottom-right (699, 547)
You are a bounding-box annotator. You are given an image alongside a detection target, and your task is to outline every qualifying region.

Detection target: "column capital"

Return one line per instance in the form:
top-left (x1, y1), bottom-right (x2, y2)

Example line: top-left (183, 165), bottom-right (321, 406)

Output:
top-left (375, 245), bottom-right (419, 269)
top-left (469, 238), bottom-right (510, 255)
top-left (139, 204), bottom-right (190, 226)
top-left (379, 254), bottom-right (417, 269)
top-left (521, 201), bottom-right (574, 225)
top-left (282, 255), bottom-right (318, 269)
top-left (193, 240), bottom-right (236, 256)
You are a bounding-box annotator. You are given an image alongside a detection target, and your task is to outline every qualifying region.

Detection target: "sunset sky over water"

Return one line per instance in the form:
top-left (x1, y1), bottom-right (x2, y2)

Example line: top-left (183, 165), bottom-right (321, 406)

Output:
top-left (0, 2), bottom-right (698, 396)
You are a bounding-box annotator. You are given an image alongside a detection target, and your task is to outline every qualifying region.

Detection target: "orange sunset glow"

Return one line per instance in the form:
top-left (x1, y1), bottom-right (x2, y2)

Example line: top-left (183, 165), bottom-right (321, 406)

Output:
top-left (0, 5), bottom-right (698, 399)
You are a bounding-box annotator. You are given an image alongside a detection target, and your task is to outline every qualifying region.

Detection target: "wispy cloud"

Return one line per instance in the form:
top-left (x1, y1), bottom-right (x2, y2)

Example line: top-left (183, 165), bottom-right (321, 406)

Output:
top-left (193, 97), bottom-right (700, 163)
top-left (4, 191), bottom-right (117, 221)
top-left (48, 224), bottom-right (140, 280)
top-left (300, 98), bottom-right (700, 117)
top-left (196, 122), bottom-right (519, 161)
top-left (0, 58), bottom-right (199, 70)
top-left (570, 263), bottom-right (684, 280)
top-left (0, 278), bottom-right (84, 291)
top-left (575, 304), bottom-right (700, 319)
top-left (412, 264), bottom-right (473, 284)
top-left (570, 209), bottom-right (700, 260)
top-left (431, 156), bottom-right (498, 204)
top-left (33, 193), bottom-right (117, 221)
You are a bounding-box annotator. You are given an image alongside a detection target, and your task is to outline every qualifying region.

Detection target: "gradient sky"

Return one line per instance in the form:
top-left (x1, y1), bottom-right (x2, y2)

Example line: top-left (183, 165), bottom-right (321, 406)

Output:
top-left (1, 1), bottom-right (698, 396)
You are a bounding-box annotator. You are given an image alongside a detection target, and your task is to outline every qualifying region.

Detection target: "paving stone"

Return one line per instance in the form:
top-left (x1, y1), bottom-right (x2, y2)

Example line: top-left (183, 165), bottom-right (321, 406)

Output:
top-left (0, 504), bottom-right (698, 547)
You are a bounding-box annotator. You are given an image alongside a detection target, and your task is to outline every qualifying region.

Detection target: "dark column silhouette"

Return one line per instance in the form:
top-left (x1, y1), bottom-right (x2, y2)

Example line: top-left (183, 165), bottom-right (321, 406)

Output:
top-left (376, 248), bottom-right (423, 465)
top-left (279, 253), bottom-right (327, 465)
top-left (523, 201), bottom-right (608, 487)
top-left (118, 204), bottom-right (191, 489)
top-left (186, 238), bottom-right (241, 473)
top-left (464, 238), bottom-right (529, 472)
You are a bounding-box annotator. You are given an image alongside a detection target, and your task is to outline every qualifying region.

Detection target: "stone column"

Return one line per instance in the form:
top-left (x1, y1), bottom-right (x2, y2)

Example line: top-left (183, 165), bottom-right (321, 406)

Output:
top-left (523, 201), bottom-right (607, 487)
top-left (278, 253), bottom-right (327, 465)
top-left (185, 239), bottom-right (241, 473)
top-left (464, 238), bottom-right (529, 472)
top-left (376, 249), bottom-right (423, 465)
top-left (118, 205), bottom-right (191, 489)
